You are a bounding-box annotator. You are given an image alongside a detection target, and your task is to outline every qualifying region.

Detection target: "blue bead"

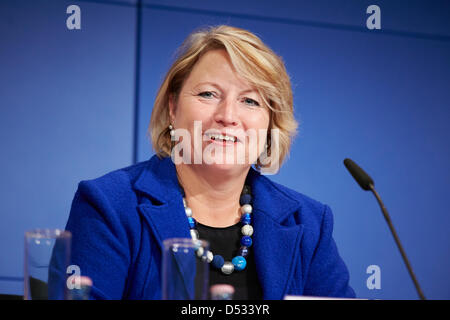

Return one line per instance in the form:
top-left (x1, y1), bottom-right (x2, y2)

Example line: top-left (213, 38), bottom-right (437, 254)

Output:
top-left (241, 236), bottom-right (252, 247)
top-left (232, 256), bottom-right (247, 271)
top-left (241, 213), bottom-right (251, 225)
top-left (239, 194), bottom-right (252, 206)
top-left (211, 255), bottom-right (224, 269)
top-left (238, 246), bottom-right (249, 257)
top-left (187, 217), bottom-right (196, 229)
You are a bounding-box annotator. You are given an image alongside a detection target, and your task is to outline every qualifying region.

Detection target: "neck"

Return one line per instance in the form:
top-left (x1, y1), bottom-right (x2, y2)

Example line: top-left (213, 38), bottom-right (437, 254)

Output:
top-left (175, 164), bottom-right (250, 227)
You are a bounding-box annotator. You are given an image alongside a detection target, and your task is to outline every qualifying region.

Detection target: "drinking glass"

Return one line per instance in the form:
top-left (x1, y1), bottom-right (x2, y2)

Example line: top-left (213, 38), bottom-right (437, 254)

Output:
top-left (24, 229), bottom-right (71, 300)
top-left (162, 238), bottom-right (209, 300)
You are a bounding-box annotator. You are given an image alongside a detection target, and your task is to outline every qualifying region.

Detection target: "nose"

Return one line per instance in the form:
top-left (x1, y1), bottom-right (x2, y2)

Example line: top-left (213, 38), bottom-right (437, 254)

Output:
top-left (213, 97), bottom-right (239, 127)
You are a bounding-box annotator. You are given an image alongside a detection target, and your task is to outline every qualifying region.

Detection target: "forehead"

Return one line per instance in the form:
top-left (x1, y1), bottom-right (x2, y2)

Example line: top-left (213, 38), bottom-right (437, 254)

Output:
top-left (185, 49), bottom-right (255, 91)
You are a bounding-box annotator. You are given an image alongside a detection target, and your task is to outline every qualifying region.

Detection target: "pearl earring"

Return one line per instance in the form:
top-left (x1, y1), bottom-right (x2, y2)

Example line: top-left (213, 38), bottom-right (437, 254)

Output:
top-left (169, 124), bottom-right (175, 137)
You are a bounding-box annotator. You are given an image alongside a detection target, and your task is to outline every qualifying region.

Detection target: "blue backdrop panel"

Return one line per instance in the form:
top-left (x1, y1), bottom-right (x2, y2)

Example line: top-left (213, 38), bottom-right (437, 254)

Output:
top-left (137, 3), bottom-right (450, 299)
top-left (0, 0), bottom-right (135, 294)
top-left (1, 0), bottom-right (449, 299)
top-left (143, 0), bottom-right (450, 37)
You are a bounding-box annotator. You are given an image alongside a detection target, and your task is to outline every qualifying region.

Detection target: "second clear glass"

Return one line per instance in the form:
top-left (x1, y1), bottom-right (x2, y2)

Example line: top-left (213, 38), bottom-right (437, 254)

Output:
top-left (162, 238), bottom-right (209, 300)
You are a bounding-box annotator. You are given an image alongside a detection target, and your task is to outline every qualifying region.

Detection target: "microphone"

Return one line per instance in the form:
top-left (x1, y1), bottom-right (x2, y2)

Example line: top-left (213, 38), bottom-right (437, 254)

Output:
top-left (343, 158), bottom-right (426, 300)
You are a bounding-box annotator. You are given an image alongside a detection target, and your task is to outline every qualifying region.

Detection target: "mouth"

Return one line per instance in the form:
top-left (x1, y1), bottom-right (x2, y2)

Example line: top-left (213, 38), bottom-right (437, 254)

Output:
top-left (204, 132), bottom-right (240, 145)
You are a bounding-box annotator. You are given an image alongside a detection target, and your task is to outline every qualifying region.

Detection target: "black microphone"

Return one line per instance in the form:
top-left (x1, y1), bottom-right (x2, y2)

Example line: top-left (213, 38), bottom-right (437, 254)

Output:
top-left (343, 158), bottom-right (426, 300)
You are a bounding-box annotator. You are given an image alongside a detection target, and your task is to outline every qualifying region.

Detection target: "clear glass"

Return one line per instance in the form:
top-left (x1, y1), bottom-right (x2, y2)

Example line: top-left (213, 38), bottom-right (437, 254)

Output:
top-left (162, 238), bottom-right (209, 300)
top-left (24, 229), bottom-right (71, 300)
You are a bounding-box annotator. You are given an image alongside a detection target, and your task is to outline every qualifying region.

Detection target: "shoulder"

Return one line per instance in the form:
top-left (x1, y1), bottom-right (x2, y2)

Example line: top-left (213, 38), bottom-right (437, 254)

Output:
top-left (257, 174), bottom-right (331, 231)
top-left (271, 178), bottom-right (326, 212)
top-left (83, 157), bottom-right (151, 188)
top-left (73, 159), bottom-right (152, 223)
top-left (68, 160), bottom-right (156, 252)
top-left (80, 160), bottom-right (150, 192)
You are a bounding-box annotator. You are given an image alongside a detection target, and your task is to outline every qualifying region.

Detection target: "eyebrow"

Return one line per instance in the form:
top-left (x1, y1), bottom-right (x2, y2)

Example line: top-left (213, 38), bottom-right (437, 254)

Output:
top-left (195, 81), bottom-right (258, 95)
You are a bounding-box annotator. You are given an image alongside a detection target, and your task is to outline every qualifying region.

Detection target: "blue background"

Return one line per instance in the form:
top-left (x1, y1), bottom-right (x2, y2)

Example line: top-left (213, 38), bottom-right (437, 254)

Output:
top-left (1, 0), bottom-right (449, 299)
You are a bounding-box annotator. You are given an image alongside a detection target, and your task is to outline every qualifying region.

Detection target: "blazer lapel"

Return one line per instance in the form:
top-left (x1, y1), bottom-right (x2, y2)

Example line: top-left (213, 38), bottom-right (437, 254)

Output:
top-left (138, 201), bottom-right (191, 252)
top-left (247, 169), bottom-right (305, 300)
top-left (139, 201), bottom-right (197, 299)
top-left (252, 211), bottom-right (304, 299)
top-left (134, 157), bottom-right (196, 299)
top-left (134, 156), bottom-right (190, 247)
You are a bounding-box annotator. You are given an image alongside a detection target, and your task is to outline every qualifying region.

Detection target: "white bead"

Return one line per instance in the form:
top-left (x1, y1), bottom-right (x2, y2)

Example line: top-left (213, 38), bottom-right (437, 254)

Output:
top-left (190, 229), bottom-right (199, 240)
top-left (170, 129), bottom-right (175, 137)
top-left (241, 224), bottom-right (253, 236)
top-left (206, 251), bottom-right (214, 263)
top-left (185, 207), bottom-right (192, 217)
top-left (241, 204), bottom-right (252, 214)
top-left (192, 239), bottom-right (202, 249)
top-left (182, 198), bottom-right (187, 208)
top-left (221, 261), bottom-right (234, 275)
top-left (196, 247), bottom-right (204, 258)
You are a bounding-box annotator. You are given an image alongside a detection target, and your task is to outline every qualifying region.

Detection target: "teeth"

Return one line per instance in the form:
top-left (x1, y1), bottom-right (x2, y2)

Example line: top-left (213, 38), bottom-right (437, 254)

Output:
top-left (207, 133), bottom-right (237, 142)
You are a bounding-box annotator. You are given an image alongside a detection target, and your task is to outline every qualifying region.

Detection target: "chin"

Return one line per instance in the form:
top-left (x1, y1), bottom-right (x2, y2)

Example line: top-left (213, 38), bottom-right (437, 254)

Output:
top-left (201, 154), bottom-right (250, 171)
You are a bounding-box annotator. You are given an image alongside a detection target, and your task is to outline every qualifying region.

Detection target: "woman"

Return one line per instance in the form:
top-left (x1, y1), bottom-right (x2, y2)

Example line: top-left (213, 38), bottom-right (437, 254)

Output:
top-left (66, 25), bottom-right (355, 299)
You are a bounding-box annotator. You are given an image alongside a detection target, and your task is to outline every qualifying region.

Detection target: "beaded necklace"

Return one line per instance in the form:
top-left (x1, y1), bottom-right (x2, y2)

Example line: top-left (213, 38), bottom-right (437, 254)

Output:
top-left (181, 185), bottom-right (254, 275)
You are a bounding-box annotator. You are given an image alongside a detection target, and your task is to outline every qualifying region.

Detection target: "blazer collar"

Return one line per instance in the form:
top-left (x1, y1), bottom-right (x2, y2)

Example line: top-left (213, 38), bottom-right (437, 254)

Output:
top-left (134, 155), bottom-right (184, 204)
top-left (134, 155), bottom-right (299, 221)
top-left (135, 156), bottom-right (304, 299)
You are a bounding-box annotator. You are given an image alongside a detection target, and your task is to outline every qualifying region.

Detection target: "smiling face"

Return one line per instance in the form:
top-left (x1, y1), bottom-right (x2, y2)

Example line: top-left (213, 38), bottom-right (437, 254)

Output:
top-left (169, 49), bottom-right (270, 172)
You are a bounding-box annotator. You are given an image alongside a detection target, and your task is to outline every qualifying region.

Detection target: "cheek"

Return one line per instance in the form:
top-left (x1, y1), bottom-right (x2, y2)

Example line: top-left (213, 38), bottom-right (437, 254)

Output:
top-left (243, 116), bottom-right (270, 155)
top-left (181, 102), bottom-right (215, 123)
top-left (175, 103), bottom-right (211, 130)
top-left (245, 112), bottom-right (270, 135)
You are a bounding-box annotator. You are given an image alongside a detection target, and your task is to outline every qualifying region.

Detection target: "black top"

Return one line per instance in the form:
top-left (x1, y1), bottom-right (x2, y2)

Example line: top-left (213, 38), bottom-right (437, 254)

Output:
top-left (196, 222), bottom-right (263, 300)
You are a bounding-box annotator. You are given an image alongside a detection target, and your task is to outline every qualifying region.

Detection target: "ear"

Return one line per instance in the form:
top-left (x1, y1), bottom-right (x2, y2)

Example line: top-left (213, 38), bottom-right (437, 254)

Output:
top-left (168, 94), bottom-right (176, 124)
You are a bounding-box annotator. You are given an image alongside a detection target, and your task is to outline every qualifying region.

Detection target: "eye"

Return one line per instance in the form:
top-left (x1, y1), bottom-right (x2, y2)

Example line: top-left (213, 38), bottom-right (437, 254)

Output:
top-left (243, 97), bottom-right (260, 107)
top-left (198, 91), bottom-right (215, 99)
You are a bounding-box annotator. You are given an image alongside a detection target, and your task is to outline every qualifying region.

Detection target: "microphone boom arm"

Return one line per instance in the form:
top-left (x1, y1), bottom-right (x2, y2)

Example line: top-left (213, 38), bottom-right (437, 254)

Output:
top-left (368, 183), bottom-right (426, 300)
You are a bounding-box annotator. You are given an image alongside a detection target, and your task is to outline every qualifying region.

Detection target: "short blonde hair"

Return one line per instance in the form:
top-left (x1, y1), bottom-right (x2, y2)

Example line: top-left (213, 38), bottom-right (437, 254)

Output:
top-left (149, 25), bottom-right (298, 171)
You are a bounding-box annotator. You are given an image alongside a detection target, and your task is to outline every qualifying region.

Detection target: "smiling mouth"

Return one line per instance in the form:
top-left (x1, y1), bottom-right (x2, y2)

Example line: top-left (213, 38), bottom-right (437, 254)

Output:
top-left (205, 132), bottom-right (239, 144)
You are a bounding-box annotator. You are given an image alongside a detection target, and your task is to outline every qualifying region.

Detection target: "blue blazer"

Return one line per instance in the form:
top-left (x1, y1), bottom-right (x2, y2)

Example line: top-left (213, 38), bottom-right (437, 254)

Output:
top-left (65, 155), bottom-right (355, 299)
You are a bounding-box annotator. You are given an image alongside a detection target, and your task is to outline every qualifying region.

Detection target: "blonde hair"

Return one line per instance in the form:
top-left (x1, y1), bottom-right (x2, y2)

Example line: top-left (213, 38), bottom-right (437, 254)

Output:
top-left (149, 25), bottom-right (298, 171)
